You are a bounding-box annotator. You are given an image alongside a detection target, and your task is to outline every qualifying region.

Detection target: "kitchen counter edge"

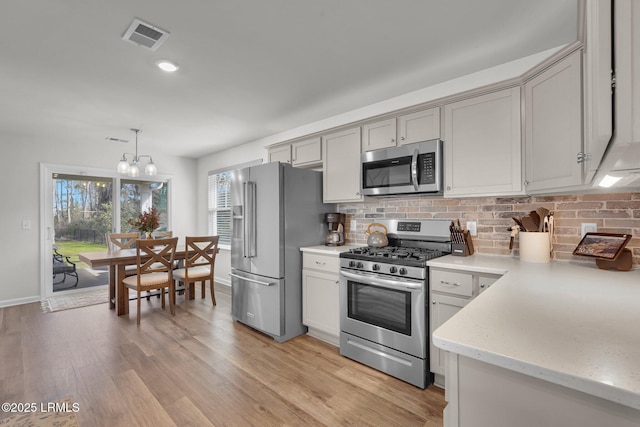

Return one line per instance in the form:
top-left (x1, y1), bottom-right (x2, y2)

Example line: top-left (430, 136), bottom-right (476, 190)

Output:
top-left (428, 254), bottom-right (640, 411)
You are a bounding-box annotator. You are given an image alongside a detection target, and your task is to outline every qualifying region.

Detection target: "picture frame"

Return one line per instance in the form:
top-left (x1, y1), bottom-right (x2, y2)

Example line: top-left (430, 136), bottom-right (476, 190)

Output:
top-left (572, 232), bottom-right (632, 260)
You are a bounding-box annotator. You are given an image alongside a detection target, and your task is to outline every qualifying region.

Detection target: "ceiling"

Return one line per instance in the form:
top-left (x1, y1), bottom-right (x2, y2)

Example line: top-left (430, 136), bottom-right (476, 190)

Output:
top-left (0, 0), bottom-right (578, 159)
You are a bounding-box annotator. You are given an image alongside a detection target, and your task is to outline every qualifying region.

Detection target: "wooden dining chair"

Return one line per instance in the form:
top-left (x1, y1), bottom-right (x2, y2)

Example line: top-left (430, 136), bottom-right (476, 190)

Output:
top-left (105, 232), bottom-right (140, 250)
top-left (122, 237), bottom-right (178, 324)
top-left (106, 232), bottom-right (141, 279)
top-left (173, 236), bottom-right (219, 308)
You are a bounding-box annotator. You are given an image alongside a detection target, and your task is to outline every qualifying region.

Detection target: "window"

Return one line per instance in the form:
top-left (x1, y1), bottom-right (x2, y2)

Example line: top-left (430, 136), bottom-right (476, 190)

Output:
top-left (208, 171), bottom-right (231, 246)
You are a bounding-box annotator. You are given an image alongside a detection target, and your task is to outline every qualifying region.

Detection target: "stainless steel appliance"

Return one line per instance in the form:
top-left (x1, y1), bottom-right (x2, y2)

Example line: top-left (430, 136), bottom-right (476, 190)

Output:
top-left (339, 219), bottom-right (451, 388)
top-left (230, 162), bottom-right (334, 342)
top-left (324, 212), bottom-right (345, 246)
top-left (361, 139), bottom-right (443, 196)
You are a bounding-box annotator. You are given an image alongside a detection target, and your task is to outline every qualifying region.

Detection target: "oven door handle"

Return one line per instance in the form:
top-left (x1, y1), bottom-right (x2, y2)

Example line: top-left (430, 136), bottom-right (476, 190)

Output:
top-left (340, 270), bottom-right (423, 291)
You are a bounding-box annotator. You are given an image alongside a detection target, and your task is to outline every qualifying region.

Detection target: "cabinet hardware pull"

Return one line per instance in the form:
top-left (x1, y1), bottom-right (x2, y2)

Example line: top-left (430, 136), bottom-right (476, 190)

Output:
top-left (315, 261), bottom-right (326, 265)
top-left (440, 280), bottom-right (460, 286)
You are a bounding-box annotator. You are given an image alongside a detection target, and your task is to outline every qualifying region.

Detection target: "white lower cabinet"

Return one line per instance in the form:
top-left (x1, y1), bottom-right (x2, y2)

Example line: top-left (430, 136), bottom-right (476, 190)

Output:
top-left (302, 250), bottom-right (342, 346)
top-left (430, 267), bottom-right (502, 387)
top-left (430, 293), bottom-right (469, 384)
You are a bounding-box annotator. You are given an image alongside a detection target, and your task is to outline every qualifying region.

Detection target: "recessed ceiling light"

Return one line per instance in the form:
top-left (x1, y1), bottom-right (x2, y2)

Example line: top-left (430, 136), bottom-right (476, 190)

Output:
top-left (156, 60), bottom-right (179, 72)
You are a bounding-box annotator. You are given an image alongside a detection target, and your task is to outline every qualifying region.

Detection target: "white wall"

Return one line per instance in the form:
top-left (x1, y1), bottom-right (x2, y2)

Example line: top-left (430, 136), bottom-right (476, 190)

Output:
top-left (0, 132), bottom-right (197, 306)
top-left (197, 46), bottom-right (564, 285)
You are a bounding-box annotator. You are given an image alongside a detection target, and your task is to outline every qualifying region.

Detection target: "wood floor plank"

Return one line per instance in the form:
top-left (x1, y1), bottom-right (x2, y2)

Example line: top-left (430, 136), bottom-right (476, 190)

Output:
top-left (0, 283), bottom-right (445, 426)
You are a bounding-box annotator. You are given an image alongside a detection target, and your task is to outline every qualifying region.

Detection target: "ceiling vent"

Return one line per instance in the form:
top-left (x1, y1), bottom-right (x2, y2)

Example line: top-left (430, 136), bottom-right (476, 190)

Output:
top-left (122, 18), bottom-right (170, 51)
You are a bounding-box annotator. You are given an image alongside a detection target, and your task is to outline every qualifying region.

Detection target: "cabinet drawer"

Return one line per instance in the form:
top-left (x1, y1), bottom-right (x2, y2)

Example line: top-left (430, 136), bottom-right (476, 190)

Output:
top-left (430, 269), bottom-right (473, 297)
top-left (303, 252), bottom-right (340, 273)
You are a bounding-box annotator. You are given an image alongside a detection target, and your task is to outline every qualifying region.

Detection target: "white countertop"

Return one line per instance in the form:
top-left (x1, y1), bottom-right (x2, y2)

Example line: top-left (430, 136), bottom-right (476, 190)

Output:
top-left (429, 254), bottom-right (640, 411)
top-left (300, 244), bottom-right (360, 255)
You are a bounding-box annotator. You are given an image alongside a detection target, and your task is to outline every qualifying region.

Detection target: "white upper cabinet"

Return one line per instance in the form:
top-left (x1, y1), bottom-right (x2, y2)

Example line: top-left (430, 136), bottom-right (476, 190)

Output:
top-left (443, 87), bottom-right (522, 197)
top-left (583, 0), bottom-right (613, 183)
top-left (615, 0), bottom-right (640, 146)
top-left (398, 107), bottom-right (440, 146)
top-left (291, 137), bottom-right (322, 167)
top-left (361, 118), bottom-right (397, 152)
top-left (323, 127), bottom-right (363, 203)
top-left (361, 107), bottom-right (441, 152)
top-left (268, 145), bottom-right (291, 164)
top-left (524, 50), bottom-right (583, 192)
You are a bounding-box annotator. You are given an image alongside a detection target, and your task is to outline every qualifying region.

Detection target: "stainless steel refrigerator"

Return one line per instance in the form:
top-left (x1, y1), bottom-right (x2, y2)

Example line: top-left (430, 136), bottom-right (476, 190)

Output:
top-left (230, 162), bottom-right (334, 342)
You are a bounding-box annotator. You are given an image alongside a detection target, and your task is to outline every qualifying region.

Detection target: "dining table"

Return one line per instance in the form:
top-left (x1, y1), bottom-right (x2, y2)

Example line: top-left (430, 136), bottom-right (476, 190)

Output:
top-left (78, 245), bottom-right (217, 316)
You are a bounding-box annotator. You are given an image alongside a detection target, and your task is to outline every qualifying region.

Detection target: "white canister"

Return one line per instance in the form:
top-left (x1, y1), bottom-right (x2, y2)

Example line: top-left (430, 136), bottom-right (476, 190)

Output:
top-left (519, 232), bottom-right (550, 263)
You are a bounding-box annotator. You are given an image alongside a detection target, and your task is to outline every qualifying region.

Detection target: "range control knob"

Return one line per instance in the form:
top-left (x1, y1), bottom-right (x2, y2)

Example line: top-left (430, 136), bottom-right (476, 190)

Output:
top-left (372, 264), bottom-right (380, 271)
top-left (389, 266), bottom-right (397, 274)
top-left (356, 262), bottom-right (364, 269)
top-left (348, 261), bottom-right (356, 268)
top-left (399, 268), bottom-right (408, 276)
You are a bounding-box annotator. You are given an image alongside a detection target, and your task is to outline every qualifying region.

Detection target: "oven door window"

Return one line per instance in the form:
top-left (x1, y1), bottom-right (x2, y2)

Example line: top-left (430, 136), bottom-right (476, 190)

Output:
top-left (347, 281), bottom-right (411, 335)
top-left (362, 156), bottom-right (412, 189)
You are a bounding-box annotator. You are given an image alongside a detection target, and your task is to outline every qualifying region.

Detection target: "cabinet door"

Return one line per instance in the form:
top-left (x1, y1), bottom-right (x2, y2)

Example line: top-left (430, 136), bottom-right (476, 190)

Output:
top-left (302, 269), bottom-right (340, 338)
top-left (323, 127), bottom-right (363, 203)
top-left (444, 87), bottom-right (522, 197)
top-left (362, 118), bottom-right (397, 152)
top-left (268, 145), bottom-right (291, 164)
top-left (430, 293), bottom-right (469, 376)
top-left (292, 137), bottom-right (322, 167)
top-left (584, 0), bottom-right (613, 183)
top-left (398, 107), bottom-right (440, 145)
top-left (524, 51), bottom-right (583, 191)
top-left (477, 274), bottom-right (500, 295)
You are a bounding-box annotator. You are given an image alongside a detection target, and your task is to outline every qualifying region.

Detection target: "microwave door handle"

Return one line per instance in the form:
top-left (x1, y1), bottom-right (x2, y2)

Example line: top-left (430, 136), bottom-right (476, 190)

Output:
top-left (411, 148), bottom-right (419, 191)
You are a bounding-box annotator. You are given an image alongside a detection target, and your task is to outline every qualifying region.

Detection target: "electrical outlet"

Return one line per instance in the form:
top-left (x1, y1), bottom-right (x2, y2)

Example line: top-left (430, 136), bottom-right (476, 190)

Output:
top-left (466, 221), bottom-right (477, 236)
top-left (581, 223), bottom-right (597, 237)
top-left (350, 220), bottom-right (357, 231)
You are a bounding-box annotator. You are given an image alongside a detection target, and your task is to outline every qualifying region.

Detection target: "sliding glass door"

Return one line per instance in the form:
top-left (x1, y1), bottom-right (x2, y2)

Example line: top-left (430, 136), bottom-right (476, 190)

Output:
top-left (41, 164), bottom-right (171, 297)
top-left (51, 174), bottom-right (113, 293)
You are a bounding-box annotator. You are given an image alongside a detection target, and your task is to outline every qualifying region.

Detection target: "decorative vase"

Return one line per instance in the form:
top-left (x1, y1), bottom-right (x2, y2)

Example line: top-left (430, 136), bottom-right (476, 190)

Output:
top-left (144, 232), bottom-right (154, 239)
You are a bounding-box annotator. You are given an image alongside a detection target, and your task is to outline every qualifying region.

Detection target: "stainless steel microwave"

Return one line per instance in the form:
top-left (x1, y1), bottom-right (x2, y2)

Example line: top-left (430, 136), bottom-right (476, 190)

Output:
top-left (361, 139), bottom-right (443, 196)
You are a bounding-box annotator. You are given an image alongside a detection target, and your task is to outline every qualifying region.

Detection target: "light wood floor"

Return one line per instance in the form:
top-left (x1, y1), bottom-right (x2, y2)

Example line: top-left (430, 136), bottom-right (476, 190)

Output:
top-left (0, 285), bottom-right (445, 426)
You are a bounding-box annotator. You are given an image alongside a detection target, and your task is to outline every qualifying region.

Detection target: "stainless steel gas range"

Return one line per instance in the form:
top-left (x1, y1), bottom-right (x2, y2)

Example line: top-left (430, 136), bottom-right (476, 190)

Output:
top-left (339, 219), bottom-right (451, 388)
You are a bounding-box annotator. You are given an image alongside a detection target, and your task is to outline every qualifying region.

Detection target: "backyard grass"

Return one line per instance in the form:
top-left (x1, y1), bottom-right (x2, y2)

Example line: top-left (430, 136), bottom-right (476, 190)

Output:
top-left (54, 240), bottom-right (107, 266)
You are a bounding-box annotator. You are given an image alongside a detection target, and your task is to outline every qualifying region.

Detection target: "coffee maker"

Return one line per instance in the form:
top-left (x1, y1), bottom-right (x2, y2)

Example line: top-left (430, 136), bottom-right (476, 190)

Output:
top-left (324, 213), bottom-right (345, 246)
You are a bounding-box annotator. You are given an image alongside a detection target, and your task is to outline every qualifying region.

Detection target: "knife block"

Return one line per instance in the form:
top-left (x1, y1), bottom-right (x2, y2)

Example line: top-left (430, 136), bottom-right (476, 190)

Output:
top-left (452, 231), bottom-right (474, 257)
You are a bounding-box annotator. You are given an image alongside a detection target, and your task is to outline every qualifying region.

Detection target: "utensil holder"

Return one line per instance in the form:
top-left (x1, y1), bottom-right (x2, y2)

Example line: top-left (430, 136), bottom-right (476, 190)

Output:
top-left (519, 232), bottom-right (550, 263)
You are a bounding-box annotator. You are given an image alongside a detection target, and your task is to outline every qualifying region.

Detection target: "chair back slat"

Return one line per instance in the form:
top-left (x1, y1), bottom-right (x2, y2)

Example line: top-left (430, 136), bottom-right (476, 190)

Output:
top-left (106, 232), bottom-right (140, 250)
top-left (185, 236), bottom-right (219, 270)
top-left (135, 237), bottom-right (178, 277)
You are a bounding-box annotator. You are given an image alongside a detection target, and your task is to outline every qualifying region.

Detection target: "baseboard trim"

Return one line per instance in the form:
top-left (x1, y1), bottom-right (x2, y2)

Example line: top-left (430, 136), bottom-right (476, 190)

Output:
top-left (215, 276), bottom-right (231, 287)
top-left (0, 295), bottom-right (42, 308)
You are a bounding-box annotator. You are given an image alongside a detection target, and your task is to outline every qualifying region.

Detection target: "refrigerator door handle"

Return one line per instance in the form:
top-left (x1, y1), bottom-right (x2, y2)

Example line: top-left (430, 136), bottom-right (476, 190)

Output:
top-left (243, 181), bottom-right (257, 258)
top-left (229, 272), bottom-right (273, 286)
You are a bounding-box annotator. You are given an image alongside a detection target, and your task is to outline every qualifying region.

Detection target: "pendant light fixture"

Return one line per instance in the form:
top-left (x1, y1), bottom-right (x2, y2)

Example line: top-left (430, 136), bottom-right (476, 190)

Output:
top-left (117, 128), bottom-right (157, 177)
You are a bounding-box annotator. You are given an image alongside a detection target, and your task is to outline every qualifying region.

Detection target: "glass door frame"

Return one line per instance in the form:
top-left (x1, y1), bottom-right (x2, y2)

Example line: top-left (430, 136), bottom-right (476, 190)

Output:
top-left (39, 163), bottom-right (172, 298)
